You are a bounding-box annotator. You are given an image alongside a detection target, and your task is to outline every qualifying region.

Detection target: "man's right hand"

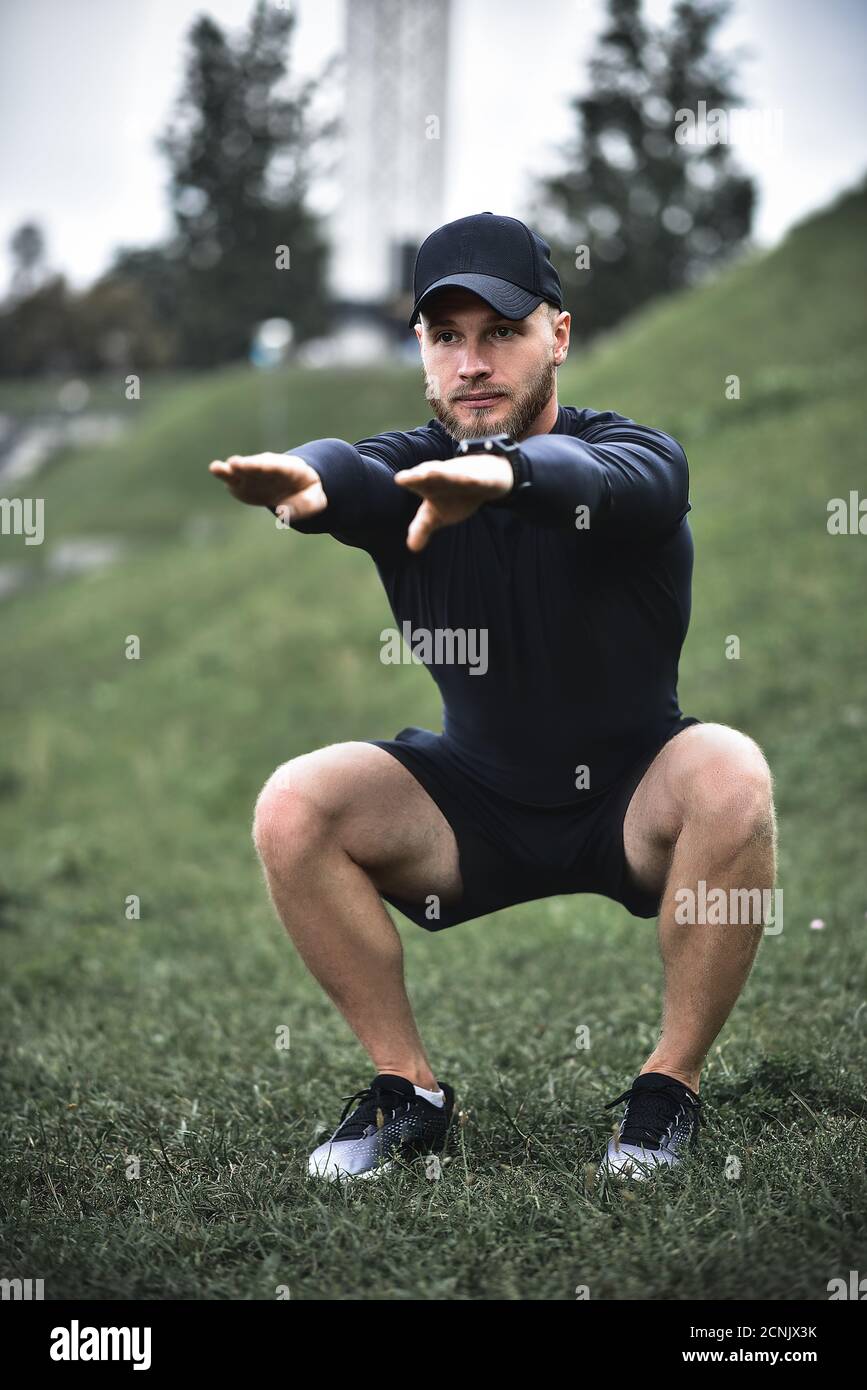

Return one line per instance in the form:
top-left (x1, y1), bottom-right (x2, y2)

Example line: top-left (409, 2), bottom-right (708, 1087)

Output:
top-left (208, 452), bottom-right (327, 523)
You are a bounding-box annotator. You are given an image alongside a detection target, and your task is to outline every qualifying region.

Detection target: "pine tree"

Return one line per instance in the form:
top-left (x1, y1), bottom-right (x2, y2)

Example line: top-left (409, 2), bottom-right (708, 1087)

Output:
top-left (534, 0), bottom-right (755, 341)
top-left (156, 0), bottom-right (334, 365)
top-left (7, 222), bottom-right (47, 303)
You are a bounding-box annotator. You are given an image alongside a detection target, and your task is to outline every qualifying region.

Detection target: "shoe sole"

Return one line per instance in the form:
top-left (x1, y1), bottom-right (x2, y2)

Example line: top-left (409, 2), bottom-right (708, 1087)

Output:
top-left (308, 1120), bottom-right (453, 1184)
top-left (599, 1147), bottom-right (689, 1181)
top-left (308, 1158), bottom-right (396, 1183)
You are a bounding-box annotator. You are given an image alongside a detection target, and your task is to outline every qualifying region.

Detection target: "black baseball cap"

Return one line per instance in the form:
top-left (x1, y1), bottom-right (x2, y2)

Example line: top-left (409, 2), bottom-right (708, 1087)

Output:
top-left (408, 212), bottom-right (563, 330)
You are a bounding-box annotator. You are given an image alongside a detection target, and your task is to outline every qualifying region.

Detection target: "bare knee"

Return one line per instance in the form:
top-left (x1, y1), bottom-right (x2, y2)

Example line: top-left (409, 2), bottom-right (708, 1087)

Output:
top-left (674, 725), bottom-right (775, 851)
top-left (252, 755), bottom-right (335, 867)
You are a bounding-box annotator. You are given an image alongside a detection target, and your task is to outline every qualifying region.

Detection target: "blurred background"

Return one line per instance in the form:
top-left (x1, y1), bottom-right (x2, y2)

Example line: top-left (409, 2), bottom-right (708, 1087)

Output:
top-left (3, 0), bottom-right (867, 373)
top-left (1, 0), bottom-right (866, 1302)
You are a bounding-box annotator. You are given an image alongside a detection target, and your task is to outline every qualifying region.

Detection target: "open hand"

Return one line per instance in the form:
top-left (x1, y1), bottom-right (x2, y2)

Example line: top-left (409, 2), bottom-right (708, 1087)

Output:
top-left (394, 455), bottom-right (512, 552)
top-left (208, 452), bottom-right (326, 523)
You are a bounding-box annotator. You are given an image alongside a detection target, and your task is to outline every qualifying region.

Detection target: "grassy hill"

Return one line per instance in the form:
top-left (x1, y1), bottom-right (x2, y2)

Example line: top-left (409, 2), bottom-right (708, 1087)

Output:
top-left (1, 184), bottom-right (866, 1301)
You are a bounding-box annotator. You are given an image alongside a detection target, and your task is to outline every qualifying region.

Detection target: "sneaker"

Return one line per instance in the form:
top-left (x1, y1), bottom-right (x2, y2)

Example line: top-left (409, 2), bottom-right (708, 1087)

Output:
top-left (600, 1071), bottom-right (701, 1179)
top-left (307, 1073), bottom-right (455, 1182)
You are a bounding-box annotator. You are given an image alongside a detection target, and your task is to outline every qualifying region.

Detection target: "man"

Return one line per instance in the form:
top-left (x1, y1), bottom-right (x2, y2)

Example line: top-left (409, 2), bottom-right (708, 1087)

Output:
top-left (209, 212), bottom-right (776, 1182)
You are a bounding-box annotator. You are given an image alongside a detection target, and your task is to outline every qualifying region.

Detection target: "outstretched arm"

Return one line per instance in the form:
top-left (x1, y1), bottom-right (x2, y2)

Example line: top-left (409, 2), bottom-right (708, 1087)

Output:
top-left (393, 417), bottom-right (690, 549)
top-left (208, 452), bottom-right (327, 525)
top-left (209, 436), bottom-right (425, 549)
top-left (506, 418), bottom-right (690, 533)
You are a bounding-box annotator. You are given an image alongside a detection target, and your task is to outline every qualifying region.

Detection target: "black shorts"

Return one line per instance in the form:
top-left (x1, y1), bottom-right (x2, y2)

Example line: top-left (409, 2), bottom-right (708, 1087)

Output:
top-left (367, 719), bottom-right (702, 931)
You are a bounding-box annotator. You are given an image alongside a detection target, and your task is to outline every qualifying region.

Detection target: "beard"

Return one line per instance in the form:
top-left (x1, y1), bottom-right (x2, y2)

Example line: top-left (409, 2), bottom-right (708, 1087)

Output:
top-left (423, 353), bottom-right (558, 442)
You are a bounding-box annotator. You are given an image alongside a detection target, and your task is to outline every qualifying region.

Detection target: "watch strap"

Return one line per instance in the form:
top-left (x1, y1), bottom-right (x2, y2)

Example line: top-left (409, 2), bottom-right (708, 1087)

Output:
top-left (490, 440), bottom-right (532, 506)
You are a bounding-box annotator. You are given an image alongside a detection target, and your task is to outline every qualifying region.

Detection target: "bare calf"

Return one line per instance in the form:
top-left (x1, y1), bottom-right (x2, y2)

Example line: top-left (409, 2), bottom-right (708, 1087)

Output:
top-left (252, 742), bottom-right (462, 1088)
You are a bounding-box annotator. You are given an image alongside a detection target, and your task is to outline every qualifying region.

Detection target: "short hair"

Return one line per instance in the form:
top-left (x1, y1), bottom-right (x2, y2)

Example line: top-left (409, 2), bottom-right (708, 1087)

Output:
top-left (537, 301), bottom-right (561, 339)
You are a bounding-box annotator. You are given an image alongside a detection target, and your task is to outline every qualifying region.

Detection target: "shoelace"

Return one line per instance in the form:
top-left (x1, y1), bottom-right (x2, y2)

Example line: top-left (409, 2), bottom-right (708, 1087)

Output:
top-left (333, 1085), bottom-right (411, 1141)
top-left (605, 1081), bottom-right (702, 1149)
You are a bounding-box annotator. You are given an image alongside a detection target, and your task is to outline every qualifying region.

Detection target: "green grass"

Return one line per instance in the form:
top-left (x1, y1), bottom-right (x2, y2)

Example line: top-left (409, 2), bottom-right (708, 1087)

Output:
top-left (1, 185), bottom-right (866, 1301)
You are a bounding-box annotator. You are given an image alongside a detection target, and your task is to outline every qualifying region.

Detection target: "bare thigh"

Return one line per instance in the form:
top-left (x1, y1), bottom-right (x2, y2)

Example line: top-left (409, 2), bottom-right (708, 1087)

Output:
top-left (258, 741), bottom-right (463, 905)
top-left (622, 722), bottom-right (771, 896)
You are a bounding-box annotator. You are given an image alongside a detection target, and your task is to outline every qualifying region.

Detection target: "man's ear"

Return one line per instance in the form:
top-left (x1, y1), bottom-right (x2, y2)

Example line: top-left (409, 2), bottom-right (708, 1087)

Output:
top-left (553, 309), bottom-right (570, 365)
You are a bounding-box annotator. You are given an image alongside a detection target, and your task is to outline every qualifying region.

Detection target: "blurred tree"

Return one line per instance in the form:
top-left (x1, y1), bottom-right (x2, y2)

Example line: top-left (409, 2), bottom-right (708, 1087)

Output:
top-left (155, 0), bottom-right (334, 366)
top-left (0, 275), bottom-right (77, 375)
top-left (6, 221), bottom-right (47, 302)
top-left (0, 3), bottom-right (335, 377)
top-left (0, 271), bottom-right (174, 376)
top-left (104, 247), bottom-right (186, 338)
top-left (74, 276), bottom-right (177, 371)
top-left (534, 0), bottom-right (755, 341)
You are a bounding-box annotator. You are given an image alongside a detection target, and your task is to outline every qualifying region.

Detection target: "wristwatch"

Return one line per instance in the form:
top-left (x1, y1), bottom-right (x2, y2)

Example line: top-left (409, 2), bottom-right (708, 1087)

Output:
top-left (455, 433), bottom-right (531, 503)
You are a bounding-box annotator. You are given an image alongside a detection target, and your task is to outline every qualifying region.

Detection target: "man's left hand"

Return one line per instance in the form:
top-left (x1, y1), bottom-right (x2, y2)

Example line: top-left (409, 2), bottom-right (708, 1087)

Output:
top-left (393, 456), bottom-right (513, 552)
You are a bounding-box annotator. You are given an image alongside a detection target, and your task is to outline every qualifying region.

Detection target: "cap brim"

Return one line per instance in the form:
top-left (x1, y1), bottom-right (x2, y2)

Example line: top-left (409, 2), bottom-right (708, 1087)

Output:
top-left (409, 274), bottom-right (543, 330)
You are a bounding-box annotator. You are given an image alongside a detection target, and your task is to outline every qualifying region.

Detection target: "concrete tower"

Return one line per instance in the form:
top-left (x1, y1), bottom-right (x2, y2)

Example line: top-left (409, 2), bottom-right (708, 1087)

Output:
top-left (327, 0), bottom-right (452, 359)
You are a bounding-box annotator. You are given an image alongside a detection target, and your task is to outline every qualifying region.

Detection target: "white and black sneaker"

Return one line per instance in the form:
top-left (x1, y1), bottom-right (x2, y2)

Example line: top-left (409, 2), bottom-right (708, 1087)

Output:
top-left (307, 1073), bottom-right (455, 1182)
top-left (600, 1071), bottom-right (702, 1180)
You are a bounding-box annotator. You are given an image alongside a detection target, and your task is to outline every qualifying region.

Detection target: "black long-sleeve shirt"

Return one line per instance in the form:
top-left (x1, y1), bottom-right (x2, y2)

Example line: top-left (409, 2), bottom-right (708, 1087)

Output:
top-left (282, 405), bottom-right (695, 804)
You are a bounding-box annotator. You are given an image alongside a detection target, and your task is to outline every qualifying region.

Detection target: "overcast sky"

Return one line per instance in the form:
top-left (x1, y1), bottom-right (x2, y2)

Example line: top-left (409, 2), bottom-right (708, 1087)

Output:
top-left (1, 0), bottom-right (865, 291)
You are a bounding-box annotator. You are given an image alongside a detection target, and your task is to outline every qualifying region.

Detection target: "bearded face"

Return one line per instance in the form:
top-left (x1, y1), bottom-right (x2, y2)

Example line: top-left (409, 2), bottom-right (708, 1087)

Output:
top-left (417, 291), bottom-right (566, 443)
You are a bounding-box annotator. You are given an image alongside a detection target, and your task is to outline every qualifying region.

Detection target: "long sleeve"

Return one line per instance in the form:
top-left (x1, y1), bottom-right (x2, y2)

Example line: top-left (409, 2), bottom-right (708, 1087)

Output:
top-left (270, 424), bottom-right (454, 551)
top-left (274, 437), bottom-right (415, 546)
top-left (503, 414), bottom-right (690, 535)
